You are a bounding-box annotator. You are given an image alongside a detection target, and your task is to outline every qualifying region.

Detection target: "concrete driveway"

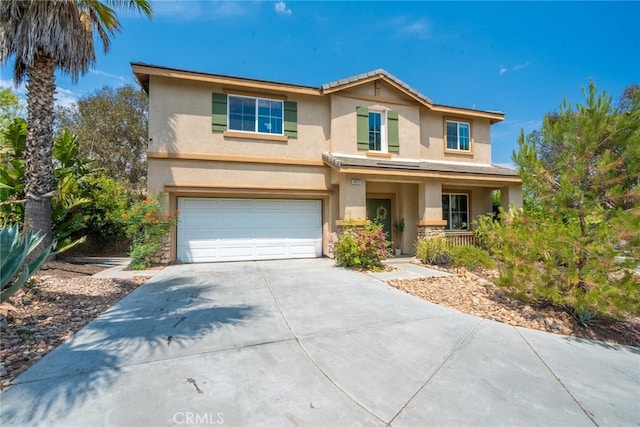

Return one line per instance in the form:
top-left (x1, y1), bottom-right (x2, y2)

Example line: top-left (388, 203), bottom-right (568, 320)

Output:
top-left (1, 259), bottom-right (638, 426)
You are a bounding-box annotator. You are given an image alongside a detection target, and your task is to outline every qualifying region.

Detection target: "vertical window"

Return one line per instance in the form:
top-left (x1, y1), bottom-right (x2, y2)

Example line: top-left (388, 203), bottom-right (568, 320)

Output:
top-left (369, 111), bottom-right (382, 151)
top-left (442, 194), bottom-right (469, 230)
top-left (446, 120), bottom-right (471, 151)
top-left (228, 95), bottom-right (283, 135)
top-left (357, 107), bottom-right (399, 152)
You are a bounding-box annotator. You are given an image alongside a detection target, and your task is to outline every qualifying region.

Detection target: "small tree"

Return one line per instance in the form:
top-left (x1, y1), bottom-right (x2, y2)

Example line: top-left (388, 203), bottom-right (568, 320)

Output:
top-left (56, 85), bottom-right (149, 188)
top-left (484, 82), bottom-right (640, 319)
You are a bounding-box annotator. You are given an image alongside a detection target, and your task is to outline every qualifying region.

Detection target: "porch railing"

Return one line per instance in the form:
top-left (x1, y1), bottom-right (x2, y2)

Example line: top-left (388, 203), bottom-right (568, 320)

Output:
top-left (445, 231), bottom-right (478, 247)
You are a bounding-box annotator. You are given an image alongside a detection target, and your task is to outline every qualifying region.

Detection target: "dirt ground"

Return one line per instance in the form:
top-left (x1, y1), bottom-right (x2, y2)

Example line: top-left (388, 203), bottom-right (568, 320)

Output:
top-left (1, 260), bottom-right (638, 389)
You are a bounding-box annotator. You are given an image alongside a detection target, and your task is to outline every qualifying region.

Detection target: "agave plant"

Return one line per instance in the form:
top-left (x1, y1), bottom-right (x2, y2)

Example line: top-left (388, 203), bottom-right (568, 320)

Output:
top-left (1, 223), bottom-right (52, 303)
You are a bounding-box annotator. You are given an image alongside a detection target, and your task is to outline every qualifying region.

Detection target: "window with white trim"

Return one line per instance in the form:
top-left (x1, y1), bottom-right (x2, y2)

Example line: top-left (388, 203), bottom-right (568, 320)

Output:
top-left (228, 95), bottom-right (283, 135)
top-left (357, 107), bottom-right (399, 152)
top-left (368, 111), bottom-right (386, 152)
top-left (442, 193), bottom-right (469, 230)
top-left (445, 120), bottom-right (471, 151)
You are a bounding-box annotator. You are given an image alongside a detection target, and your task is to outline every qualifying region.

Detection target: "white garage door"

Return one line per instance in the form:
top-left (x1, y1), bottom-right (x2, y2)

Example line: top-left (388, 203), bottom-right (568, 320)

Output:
top-left (177, 198), bottom-right (322, 263)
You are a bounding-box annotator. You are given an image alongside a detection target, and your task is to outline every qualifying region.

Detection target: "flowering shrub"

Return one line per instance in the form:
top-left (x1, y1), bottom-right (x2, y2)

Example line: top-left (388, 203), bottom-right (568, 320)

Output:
top-left (334, 220), bottom-right (391, 271)
top-left (122, 191), bottom-right (178, 270)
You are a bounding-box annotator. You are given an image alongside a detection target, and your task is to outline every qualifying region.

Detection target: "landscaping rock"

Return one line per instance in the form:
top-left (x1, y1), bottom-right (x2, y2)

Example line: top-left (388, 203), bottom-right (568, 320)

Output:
top-left (0, 261), bottom-right (146, 389)
top-left (388, 268), bottom-right (640, 347)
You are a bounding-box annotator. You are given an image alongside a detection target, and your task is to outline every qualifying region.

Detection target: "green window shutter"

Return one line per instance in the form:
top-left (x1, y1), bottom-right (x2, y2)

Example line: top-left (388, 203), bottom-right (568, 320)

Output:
top-left (212, 92), bottom-right (227, 132)
top-left (284, 101), bottom-right (297, 138)
top-left (356, 106), bottom-right (369, 150)
top-left (387, 110), bottom-right (399, 152)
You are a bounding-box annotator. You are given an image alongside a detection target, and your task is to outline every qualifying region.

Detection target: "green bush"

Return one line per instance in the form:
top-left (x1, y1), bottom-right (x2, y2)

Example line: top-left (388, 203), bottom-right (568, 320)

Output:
top-left (334, 220), bottom-right (391, 271)
top-left (448, 245), bottom-right (495, 271)
top-left (415, 237), bottom-right (451, 265)
top-left (475, 209), bottom-right (640, 318)
top-left (122, 191), bottom-right (178, 270)
top-left (82, 174), bottom-right (132, 245)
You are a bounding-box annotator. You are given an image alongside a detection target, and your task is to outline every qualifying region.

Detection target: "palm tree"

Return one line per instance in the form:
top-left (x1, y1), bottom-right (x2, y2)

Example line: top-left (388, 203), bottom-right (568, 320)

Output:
top-left (0, 0), bottom-right (152, 253)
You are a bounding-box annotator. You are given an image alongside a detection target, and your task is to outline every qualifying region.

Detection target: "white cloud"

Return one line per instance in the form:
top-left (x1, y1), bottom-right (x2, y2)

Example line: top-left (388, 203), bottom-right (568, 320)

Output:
top-left (90, 69), bottom-right (129, 84)
top-left (55, 87), bottom-right (79, 108)
top-left (275, 1), bottom-right (292, 16)
top-left (151, 0), bottom-right (249, 22)
top-left (499, 62), bottom-right (531, 76)
top-left (387, 16), bottom-right (431, 40)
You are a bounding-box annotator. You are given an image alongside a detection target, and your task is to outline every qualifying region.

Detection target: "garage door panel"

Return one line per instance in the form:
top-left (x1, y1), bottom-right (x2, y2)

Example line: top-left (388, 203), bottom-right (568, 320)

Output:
top-left (177, 198), bottom-right (322, 263)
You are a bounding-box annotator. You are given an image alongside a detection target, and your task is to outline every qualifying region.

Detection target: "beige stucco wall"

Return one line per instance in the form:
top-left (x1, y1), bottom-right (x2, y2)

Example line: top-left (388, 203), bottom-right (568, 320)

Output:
top-left (148, 159), bottom-right (331, 193)
top-left (420, 112), bottom-right (492, 164)
top-left (329, 91), bottom-right (421, 157)
top-left (147, 76), bottom-right (330, 161)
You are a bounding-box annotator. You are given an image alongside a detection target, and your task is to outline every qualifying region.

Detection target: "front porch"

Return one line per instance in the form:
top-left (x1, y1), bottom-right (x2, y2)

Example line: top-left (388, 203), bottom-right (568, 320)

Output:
top-left (324, 153), bottom-right (522, 254)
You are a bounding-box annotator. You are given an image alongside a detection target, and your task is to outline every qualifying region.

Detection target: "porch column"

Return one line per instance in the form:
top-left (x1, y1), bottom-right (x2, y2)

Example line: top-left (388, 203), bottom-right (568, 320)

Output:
top-left (501, 184), bottom-right (523, 213)
top-left (338, 173), bottom-right (367, 220)
top-left (417, 179), bottom-right (446, 239)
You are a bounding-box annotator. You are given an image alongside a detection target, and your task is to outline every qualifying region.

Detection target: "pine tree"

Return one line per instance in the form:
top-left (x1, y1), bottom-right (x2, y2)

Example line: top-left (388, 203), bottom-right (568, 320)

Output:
top-left (486, 82), bottom-right (640, 319)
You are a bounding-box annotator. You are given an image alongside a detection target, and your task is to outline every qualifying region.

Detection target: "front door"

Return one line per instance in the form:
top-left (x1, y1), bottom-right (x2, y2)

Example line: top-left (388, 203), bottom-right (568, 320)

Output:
top-left (366, 198), bottom-right (392, 240)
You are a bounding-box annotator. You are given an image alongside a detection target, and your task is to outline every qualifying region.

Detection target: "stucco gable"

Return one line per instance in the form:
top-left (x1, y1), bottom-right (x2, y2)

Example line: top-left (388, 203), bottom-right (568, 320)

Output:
top-left (322, 69), bottom-right (434, 107)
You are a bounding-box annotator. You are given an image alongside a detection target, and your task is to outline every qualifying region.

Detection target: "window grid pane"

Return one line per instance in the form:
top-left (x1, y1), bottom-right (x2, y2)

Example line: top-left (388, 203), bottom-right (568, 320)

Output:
top-left (446, 121), bottom-right (471, 151)
top-left (369, 112), bottom-right (382, 151)
top-left (229, 96), bottom-right (283, 135)
top-left (459, 123), bottom-right (470, 151)
top-left (442, 194), bottom-right (469, 230)
top-left (228, 96), bottom-right (256, 132)
top-left (446, 122), bottom-right (458, 150)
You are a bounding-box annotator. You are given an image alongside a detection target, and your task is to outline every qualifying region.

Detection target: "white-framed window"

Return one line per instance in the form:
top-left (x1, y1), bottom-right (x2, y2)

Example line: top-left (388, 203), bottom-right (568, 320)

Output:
top-left (445, 120), bottom-right (471, 151)
top-left (368, 110), bottom-right (387, 152)
top-left (228, 95), bottom-right (283, 135)
top-left (442, 193), bottom-right (469, 230)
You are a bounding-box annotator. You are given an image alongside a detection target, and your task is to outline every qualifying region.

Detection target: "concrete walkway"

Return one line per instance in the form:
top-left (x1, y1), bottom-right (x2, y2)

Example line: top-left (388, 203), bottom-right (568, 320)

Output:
top-left (1, 259), bottom-right (638, 426)
top-left (370, 256), bottom-right (451, 280)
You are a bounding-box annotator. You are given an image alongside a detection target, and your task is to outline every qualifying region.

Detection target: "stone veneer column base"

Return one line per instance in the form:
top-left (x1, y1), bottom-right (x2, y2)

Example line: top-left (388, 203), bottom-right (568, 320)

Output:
top-left (417, 225), bottom-right (446, 240)
top-left (150, 237), bottom-right (172, 265)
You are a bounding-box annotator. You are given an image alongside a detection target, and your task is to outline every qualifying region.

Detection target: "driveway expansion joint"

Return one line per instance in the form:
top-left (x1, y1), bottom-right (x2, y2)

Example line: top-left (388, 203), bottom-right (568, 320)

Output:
top-left (387, 318), bottom-right (484, 424)
top-left (516, 327), bottom-right (599, 426)
top-left (256, 262), bottom-right (389, 424)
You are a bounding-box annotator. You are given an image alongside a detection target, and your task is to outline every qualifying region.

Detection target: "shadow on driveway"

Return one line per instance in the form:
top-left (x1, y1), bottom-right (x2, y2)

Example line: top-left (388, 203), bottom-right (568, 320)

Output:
top-left (2, 274), bottom-right (259, 425)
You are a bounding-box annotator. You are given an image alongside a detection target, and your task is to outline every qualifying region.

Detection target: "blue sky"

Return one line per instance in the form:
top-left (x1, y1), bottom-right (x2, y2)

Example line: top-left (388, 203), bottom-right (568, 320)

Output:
top-left (2, 1), bottom-right (639, 167)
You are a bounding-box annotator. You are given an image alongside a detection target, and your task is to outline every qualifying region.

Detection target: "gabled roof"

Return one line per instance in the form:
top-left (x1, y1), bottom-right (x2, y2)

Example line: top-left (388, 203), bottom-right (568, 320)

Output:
top-left (131, 63), bottom-right (504, 123)
top-left (322, 69), bottom-right (434, 106)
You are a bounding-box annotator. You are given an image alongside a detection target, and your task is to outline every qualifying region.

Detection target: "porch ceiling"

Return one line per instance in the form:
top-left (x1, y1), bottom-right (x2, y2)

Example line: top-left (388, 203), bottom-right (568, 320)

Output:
top-left (322, 153), bottom-right (521, 184)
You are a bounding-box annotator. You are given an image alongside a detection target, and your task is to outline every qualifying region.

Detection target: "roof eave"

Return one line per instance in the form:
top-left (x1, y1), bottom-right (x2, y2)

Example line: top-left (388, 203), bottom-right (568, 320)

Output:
top-left (130, 62), bottom-right (322, 96)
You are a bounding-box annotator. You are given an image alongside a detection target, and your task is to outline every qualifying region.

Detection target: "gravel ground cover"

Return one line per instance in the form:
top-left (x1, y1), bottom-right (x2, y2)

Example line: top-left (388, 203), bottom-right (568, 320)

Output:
top-left (0, 261), bottom-right (146, 388)
top-left (388, 266), bottom-right (640, 347)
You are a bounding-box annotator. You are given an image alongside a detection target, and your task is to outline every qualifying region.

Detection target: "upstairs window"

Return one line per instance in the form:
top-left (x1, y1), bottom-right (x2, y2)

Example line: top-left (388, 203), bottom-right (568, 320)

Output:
top-left (357, 107), bottom-right (399, 153)
top-left (369, 111), bottom-right (384, 151)
top-left (442, 193), bottom-right (469, 231)
top-left (228, 95), bottom-right (283, 135)
top-left (212, 93), bottom-right (297, 138)
top-left (445, 120), bottom-right (471, 151)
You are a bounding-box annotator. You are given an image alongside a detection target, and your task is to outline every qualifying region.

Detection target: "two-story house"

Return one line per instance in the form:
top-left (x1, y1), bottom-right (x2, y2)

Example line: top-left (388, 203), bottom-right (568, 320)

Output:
top-left (132, 63), bottom-right (522, 263)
